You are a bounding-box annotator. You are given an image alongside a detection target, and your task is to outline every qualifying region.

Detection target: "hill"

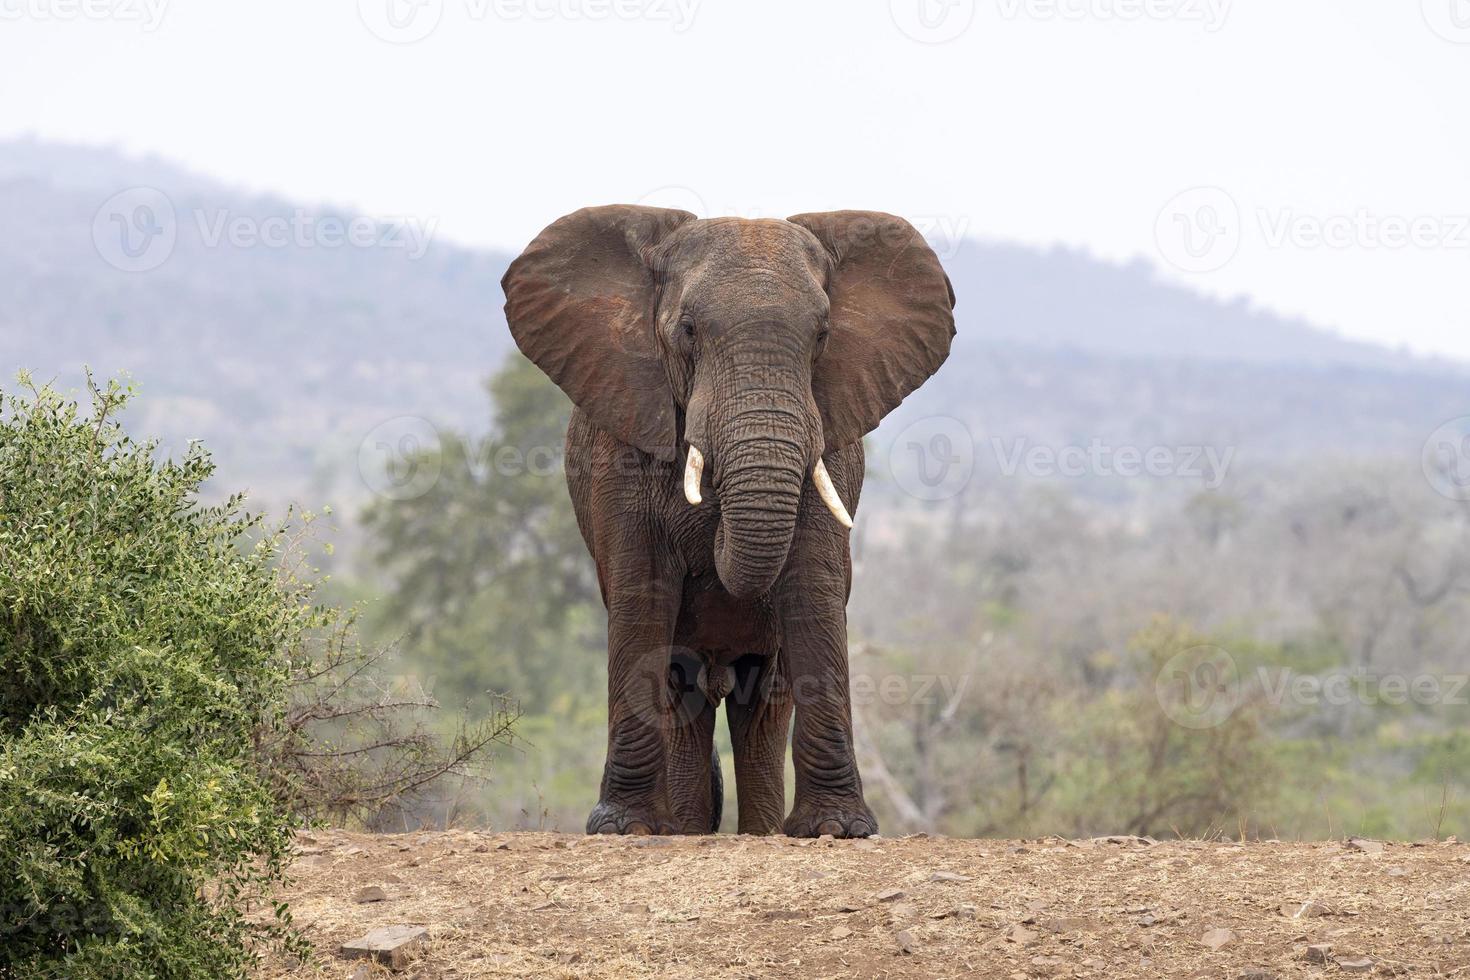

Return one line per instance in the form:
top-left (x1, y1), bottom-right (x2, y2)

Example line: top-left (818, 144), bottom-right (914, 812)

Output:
top-left (2, 139), bottom-right (1465, 515)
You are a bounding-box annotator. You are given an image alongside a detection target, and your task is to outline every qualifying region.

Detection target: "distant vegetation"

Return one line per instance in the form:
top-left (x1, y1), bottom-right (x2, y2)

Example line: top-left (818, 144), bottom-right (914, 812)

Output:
top-left (357, 354), bottom-right (1469, 840)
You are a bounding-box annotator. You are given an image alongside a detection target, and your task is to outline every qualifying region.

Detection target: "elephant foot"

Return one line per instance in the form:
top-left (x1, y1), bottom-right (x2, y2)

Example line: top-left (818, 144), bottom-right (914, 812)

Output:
top-left (586, 799), bottom-right (678, 836)
top-left (782, 796), bottom-right (877, 839)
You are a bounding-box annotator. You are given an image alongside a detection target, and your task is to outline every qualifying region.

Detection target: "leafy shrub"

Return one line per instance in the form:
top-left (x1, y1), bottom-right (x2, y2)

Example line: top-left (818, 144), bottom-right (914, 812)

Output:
top-left (0, 375), bottom-right (303, 978)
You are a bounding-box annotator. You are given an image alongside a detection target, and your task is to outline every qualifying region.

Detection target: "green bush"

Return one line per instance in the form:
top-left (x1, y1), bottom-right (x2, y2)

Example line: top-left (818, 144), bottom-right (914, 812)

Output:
top-left (0, 375), bottom-right (302, 978)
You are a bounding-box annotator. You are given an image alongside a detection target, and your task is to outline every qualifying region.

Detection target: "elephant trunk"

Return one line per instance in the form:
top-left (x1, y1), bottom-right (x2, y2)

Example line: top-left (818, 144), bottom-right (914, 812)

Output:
top-left (688, 342), bottom-right (819, 599)
top-left (712, 424), bottom-right (807, 599)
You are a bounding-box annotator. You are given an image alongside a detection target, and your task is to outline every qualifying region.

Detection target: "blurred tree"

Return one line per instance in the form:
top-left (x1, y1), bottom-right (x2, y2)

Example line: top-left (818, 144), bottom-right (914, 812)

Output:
top-left (360, 354), bottom-right (604, 716)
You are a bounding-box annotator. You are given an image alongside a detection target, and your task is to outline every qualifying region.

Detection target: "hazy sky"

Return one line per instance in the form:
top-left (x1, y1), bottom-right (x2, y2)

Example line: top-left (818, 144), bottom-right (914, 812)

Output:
top-left (3, 0), bottom-right (1468, 358)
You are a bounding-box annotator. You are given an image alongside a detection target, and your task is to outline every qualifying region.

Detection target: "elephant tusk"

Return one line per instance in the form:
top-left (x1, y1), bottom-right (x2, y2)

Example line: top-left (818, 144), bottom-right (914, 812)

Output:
top-left (683, 445), bottom-right (704, 505)
top-left (812, 458), bottom-right (854, 529)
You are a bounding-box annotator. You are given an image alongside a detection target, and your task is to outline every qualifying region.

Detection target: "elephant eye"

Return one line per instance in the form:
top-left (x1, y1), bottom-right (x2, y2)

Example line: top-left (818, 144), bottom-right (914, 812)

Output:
top-left (679, 315), bottom-right (696, 339)
top-left (817, 326), bottom-right (830, 344)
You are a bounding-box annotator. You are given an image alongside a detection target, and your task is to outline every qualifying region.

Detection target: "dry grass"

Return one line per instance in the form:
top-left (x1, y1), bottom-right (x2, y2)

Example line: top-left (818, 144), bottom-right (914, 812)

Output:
top-left (258, 830), bottom-right (1470, 979)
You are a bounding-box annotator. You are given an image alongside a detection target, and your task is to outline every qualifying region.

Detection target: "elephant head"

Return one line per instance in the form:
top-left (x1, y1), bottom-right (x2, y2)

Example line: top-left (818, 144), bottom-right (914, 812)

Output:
top-left (502, 206), bottom-right (955, 598)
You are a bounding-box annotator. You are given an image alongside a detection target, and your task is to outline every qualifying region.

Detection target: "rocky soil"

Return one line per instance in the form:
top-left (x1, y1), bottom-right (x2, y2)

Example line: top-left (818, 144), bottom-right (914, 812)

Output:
top-left (259, 830), bottom-right (1469, 979)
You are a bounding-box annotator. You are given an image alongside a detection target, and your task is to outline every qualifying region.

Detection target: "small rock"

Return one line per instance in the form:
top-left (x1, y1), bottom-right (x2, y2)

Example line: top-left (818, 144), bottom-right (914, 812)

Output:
top-left (876, 888), bottom-right (906, 902)
top-left (1040, 915), bottom-right (1094, 933)
top-left (929, 904), bottom-right (978, 920)
top-left (1386, 866), bottom-right (1409, 878)
top-left (353, 885), bottom-right (388, 904)
top-left (834, 901), bottom-right (863, 913)
top-left (1004, 924), bottom-right (1038, 945)
top-left (929, 870), bottom-right (970, 883)
top-left (1280, 900), bottom-right (1337, 919)
top-left (1201, 927), bottom-right (1237, 951)
top-left (1333, 955), bottom-right (1374, 973)
top-left (830, 925), bottom-right (852, 940)
top-left (339, 925), bottom-right (429, 969)
top-left (895, 929), bottom-right (916, 954)
top-left (1303, 944), bottom-right (1333, 964)
top-left (495, 841), bottom-right (511, 850)
top-left (1346, 837), bottom-right (1385, 855)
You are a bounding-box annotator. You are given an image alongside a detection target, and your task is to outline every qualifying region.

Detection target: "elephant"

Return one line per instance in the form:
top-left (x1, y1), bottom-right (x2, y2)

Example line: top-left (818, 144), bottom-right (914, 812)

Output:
top-left (501, 206), bottom-right (955, 837)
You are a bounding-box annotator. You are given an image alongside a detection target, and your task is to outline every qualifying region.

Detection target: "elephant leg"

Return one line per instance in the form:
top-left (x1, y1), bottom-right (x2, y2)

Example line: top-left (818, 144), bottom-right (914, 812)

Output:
top-left (726, 654), bottom-right (792, 835)
top-left (665, 651), bottom-right (719, 833)
top-left (586, 565), bottom-right (683, 836)
top-left (775, 508), bottom-right (876, 839)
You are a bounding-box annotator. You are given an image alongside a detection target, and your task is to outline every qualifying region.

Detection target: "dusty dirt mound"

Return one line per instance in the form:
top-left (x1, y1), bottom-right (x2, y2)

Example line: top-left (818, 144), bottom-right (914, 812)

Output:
top-left (261, 830), bottom-right (1469, 978)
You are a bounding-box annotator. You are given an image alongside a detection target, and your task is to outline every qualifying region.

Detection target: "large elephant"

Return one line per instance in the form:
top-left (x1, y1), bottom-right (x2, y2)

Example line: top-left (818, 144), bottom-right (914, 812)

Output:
top-left (501, 206), bottom-right (955, 837)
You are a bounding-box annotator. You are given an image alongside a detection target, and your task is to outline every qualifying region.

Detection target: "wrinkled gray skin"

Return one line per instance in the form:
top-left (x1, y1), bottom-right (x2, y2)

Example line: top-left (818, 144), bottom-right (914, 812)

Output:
top-left (502, 207), bottom-right (955, 836)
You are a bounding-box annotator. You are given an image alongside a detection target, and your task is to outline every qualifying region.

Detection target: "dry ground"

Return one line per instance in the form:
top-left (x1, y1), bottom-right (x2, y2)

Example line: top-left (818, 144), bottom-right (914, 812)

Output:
top-left (260, 830), bottom-right (1469, 979)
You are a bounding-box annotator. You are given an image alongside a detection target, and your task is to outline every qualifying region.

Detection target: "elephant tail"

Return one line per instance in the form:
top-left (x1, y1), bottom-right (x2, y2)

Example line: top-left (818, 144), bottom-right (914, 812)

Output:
top-left (709, 743), bottom-right (723, 833)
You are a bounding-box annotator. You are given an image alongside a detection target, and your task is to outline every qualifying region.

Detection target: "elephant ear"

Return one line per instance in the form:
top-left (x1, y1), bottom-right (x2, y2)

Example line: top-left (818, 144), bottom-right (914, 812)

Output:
top-left (502, 205), bottom-right (696, 462)
top-left (787, 211), bottom-right (956, 454)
